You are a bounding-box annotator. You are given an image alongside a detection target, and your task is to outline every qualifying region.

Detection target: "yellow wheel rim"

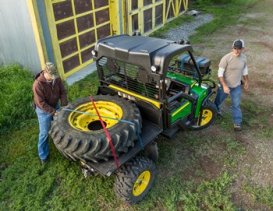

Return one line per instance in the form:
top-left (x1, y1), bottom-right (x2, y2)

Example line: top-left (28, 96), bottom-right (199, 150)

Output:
top-left (133, 171), bottom-right (151, 197)
top-left (199, 109), bottom-right (213, 126)
top-left (68, 101), bottom-right (123, 131)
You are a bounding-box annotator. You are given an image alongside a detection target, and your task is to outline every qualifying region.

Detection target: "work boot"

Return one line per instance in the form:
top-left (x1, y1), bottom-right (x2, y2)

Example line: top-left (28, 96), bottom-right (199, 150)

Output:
top-left (234, 124), bottom-right (242, 131)
top-left (40, 157), bottom-right (49, 165)
top-left (217, 110), bottom-right (223, 118)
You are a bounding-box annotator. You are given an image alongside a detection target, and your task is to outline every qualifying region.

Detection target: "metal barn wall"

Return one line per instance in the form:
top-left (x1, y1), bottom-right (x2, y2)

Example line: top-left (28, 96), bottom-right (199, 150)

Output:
top-left (0, 0), bottom-right (41, 74)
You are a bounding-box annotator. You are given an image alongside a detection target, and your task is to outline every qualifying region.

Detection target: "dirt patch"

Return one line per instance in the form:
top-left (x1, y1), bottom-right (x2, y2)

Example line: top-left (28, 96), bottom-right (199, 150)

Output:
top-left (198, 155), bottom-right (222, 179)
top-left (251, 41), bottom-right (273, 52)
top-left (236, 133), bottom-right (273, 187)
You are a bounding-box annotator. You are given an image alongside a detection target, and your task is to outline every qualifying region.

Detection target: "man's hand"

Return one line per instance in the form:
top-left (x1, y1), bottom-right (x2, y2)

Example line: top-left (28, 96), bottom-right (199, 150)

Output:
top-left (219, 77), bottom-right (230, 94)
top-left (223, 85), bottom-right (230, 94)
top-left (243, 80), bottom-right (249, 91)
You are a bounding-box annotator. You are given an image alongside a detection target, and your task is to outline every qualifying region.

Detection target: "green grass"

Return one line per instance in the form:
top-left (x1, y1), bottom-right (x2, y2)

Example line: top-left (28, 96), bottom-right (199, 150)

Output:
top-left (0, 123), bottom-right (237, 210)
top-left (66, 72), bottom-right (99, 102)
top-left (190, 0), bottom-right (258, 43)
top-left (180, 172), bottom-right (234, 210)
top-left (1, 0), bottom-right (273, 210)
top-left (244, 183), bottom-right (273, 208)
top-left (0, 65), bottom-right (35, 134)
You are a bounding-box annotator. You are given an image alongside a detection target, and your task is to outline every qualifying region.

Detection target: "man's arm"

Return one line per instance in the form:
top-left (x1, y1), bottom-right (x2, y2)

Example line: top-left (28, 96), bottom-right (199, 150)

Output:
top-left (218, 67), bottom-right (230, 94)
top-left (243, 75), bottom-right (249, 91)
top-left (242, 65), bottom-right (249, 91)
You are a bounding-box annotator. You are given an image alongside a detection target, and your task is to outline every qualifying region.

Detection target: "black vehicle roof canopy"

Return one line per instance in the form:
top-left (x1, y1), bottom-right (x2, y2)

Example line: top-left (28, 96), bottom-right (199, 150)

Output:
top-left (94, 35), bottom-right (193, 75)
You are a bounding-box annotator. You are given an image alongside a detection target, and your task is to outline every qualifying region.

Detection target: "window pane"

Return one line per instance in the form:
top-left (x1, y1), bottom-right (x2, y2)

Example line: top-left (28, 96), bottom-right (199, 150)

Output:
top-left (95, 8), bottom-right (110, 25)
top-left (77, 13), bottom-right (94, 32)
top-left (63, 55), bottom-right (80, 73)
top-left (97, 24), bottom-right (111, 39)
top-left (74, 0), bottom-right (92, 14)
top-left (60, 38), bottom-right (78, 58)
top-left (132, 14), bottom-right (138, 32)
top-left (79, 31), bottom-right (96, 48)
top-left (94, 0), bottom-right (108, 9)
top-left (144, 0), bottom-right (153, 6)
top-left (81, 47), bottom-right (94, 63)
top-left (53, 1), bottom-right (73, 21)
top-left (155, 5), bottom-right (163, 26)
top-left (131, 0), bottom-right (138, 10)
top-left (56, 20), bottom-right (75, 40)
top-left (144, 8), bottom-right (152, 32)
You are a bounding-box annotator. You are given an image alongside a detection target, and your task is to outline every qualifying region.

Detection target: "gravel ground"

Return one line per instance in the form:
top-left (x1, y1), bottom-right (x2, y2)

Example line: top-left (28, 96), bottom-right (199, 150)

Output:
top-left (163, 13), bottom-right (213, 41)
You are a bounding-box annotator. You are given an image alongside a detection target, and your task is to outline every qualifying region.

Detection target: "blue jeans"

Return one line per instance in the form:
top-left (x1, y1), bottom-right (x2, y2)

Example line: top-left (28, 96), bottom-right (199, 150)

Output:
top-left (214, 85), bottom-right (242, 125)
top-left (36, 107), bottom-right (53, 160)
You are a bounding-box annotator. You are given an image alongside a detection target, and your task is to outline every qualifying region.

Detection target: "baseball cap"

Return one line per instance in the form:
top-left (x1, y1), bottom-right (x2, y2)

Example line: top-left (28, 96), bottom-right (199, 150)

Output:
top-left (44, 62), bottom-right (58, 79)
top-left (232, 39), bottom-right (245, 49)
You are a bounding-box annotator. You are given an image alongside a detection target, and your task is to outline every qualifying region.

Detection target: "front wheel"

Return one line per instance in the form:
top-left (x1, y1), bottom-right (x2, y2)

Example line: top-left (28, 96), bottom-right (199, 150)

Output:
top-left (114, 156), bottom-right (156, 204)
top-left (190, 100), bottom-right (217, 130)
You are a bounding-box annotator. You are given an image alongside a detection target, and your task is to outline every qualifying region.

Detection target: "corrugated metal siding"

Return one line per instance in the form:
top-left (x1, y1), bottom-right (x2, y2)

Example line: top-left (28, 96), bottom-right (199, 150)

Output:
top-left (0, 0), bottom-right (41, 74)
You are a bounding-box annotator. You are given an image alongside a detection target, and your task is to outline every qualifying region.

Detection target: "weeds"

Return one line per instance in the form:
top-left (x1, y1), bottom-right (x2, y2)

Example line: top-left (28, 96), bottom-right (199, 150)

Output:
top-left (0, 65), bottom-right (35, 134)
top-left (244, 183), bottom-right (273, 208)
top-left (182, 172), bottom-right (234, 210)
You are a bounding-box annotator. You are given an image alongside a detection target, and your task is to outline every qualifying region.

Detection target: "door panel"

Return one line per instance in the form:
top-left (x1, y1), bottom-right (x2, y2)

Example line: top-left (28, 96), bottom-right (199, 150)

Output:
top-left (45, 0), bottom-right (111, 78)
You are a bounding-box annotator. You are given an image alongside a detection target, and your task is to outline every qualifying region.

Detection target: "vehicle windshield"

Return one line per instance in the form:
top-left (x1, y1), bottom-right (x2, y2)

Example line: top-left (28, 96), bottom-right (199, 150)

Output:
top-left (168, 52), bottom-right (199, 78)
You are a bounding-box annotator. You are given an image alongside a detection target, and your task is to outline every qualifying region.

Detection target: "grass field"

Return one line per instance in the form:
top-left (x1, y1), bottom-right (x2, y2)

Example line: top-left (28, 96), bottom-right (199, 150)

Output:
top-left (1, 0), bottom-right (273, 210)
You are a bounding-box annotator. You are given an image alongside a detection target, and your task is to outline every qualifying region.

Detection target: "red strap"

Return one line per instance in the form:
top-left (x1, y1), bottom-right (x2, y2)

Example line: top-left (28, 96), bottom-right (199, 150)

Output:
top-left (89, 96), bottom-right (120, 168)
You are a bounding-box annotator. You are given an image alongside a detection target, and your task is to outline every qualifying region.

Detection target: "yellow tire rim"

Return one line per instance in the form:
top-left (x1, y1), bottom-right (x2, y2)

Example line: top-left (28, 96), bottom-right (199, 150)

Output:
top-left (68, 101), bottom-right (123, 131)
top-left (133, 171), bottom-right (151, 197)
top-left (199, 108), bottom-right (213, 126)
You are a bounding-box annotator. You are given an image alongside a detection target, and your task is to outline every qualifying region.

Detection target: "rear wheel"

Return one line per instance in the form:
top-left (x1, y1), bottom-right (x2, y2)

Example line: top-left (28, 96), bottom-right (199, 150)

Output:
top-left (190, 100), bottom-right (217, 130)
top-left (114, 156), bottom-right (156, 204)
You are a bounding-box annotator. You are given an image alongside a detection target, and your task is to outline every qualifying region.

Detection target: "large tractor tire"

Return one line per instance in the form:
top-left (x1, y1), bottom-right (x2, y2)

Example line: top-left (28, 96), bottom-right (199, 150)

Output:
top-left (190, 100), bottom-right (217, 130)
top-left (49, 95), bottom-right (142, 163)
top-left (114, 156), bottom-right (156, 204)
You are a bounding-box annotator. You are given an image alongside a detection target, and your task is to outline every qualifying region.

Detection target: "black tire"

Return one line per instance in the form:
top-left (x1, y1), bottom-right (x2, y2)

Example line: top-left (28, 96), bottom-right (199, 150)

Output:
top-left (190, 100), bottom-right (217, 130)
top-left (49, 95), bottom-right (142, 163)
top-left (114, 156), bottom-right (156, 204)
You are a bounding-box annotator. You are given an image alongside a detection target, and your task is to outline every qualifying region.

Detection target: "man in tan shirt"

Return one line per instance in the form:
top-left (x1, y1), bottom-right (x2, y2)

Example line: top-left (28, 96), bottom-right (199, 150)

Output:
top-left (214, 39), bottom-right (249, 131)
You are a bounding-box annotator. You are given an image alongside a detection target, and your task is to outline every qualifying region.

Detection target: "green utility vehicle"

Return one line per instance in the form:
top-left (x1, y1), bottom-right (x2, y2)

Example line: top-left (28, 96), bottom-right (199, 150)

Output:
top-left (49, 34), bottom-right (217, 204)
